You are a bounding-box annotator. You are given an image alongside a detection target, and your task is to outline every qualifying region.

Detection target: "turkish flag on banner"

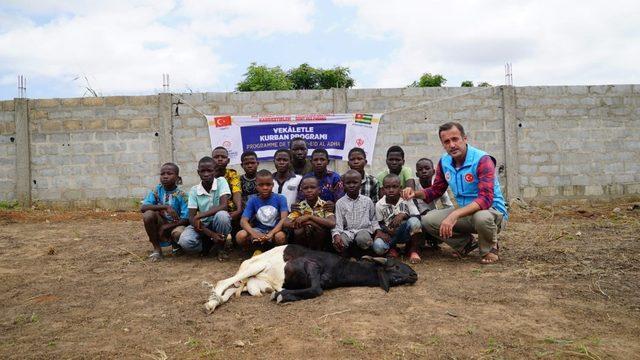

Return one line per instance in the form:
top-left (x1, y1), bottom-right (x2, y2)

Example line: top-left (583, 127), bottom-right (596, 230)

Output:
top-left (213, 115), bottom-right (232, 127)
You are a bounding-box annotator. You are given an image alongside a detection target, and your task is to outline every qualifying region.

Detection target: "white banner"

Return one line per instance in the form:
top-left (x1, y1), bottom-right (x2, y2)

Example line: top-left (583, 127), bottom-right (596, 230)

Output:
top-left (206, 113), bottom-right (381, 165)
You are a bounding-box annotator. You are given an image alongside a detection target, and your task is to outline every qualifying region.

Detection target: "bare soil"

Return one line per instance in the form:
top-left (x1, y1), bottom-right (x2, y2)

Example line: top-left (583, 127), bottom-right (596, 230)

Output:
top-left (1, 202), bottom-right (639, 359)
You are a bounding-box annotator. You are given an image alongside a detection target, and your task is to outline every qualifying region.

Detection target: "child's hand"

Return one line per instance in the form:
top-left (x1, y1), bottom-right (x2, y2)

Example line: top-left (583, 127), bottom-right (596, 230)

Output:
top-left (262, 232), bottom-right (274, 243)
top-left (401, 187), bottom-right (415, 200)
top-left (389, 214), bottom-right (405, 228)
top-left (293, 215), bottom-right (309, 228)
top-left (332, 234), bottom-right (344, 252)
top-left (323, 201), bottom-right (335, 213)
top-left (249, 230), bottom-right (263, 242)
top-left (210, 232), bottom-right (225, 244)
top-left (193, 218), bottom-right (203, 231)
top-left (376, 231), bottom-right (391, 243)
top-left (164, 206), bottom-right (179, 221)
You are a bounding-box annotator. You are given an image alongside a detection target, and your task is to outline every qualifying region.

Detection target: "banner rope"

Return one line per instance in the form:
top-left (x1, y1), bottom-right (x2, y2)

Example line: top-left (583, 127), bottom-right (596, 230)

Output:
top-left (171, 93), bottom-right (209, 121)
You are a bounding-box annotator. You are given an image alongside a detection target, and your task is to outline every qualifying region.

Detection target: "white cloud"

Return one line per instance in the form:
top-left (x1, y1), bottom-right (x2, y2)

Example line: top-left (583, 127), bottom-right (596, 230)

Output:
top-left (0, 0), bottom-right (315, 96)
top-left (335, 0), bottom-right (640, 87)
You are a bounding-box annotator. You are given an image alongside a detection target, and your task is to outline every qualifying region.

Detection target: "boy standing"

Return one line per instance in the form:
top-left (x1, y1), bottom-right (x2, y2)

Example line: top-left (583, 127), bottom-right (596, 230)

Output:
top-left (297, 148), bottom-right (344, 205)
top-left (212, 146), bottom-right (242, 224)
top-left (374, 174), bottom-right (422, 264)
top-left (332, 170), bottom-right (380, 256)
top-left (415, 158), bottom-right (454, 248)
top-left (273, 148), bottom-right (302, 211)
top-left (289, 137), bottom-right (313, 176)
top-left (376, 146), bottom-right (415, 199)
top-left (347, 147), bottom-right (378, 203)
top-left (236, 169), bottom-right (289, 257)
top-left (178, 157), bottom-right (232, 255)
top-left (240, 150), bottom-right (259, 207)
top-left (285, 177), bottom-right (336, 250)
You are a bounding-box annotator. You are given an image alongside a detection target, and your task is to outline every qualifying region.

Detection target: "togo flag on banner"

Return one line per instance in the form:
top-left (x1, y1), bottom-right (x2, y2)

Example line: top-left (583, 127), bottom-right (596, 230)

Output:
top-left (206, 113), bottom-right (382, 165)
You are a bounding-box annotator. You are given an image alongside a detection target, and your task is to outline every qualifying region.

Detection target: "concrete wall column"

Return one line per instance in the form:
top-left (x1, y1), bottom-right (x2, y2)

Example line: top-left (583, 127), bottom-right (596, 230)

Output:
top-left (157, 93), bottom-right (174, 165)
top-left (14, 98), bottom-right (31, 207)
top-left (332, 88), bottom-right (349, 174)
top-left (501, 86), bottom-right (520, 200)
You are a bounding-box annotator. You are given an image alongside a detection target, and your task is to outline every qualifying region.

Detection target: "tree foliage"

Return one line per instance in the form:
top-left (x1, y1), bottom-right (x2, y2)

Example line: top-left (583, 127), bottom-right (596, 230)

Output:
top-left (460, 80), bottom-right (474, 87)
top-left (287, 63), bottom-right (320, 90)
top-left (478, 82), bottom-right (492, 87)
top-left (409, 73), bottom-right (447, 87)
top-left (236, 63), bottom-right (355, 91)
top-left (236, 63), bottom-right (293, 91)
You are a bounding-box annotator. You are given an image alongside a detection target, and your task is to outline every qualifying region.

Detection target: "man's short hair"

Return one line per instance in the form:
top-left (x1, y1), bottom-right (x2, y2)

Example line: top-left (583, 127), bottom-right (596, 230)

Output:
top-left (311, 148), bottom-right (329, 159)
top-left (386, 145), bottom-right (405, 158)
top-left (348, 147), bottom-right (366, 159)
top-left (274, 148), bottom-right (291, 158)
top-left (256, 169), bottom-right (273, 178)
top-left (241, 151), bottom-right (257, 162)
top-left (438, 122), bottom-right (466, 138)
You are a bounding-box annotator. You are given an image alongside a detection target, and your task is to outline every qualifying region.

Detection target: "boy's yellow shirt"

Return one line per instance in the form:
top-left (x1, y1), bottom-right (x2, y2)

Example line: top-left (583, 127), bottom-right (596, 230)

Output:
top-left (288, 198), bottom-right (334, 220)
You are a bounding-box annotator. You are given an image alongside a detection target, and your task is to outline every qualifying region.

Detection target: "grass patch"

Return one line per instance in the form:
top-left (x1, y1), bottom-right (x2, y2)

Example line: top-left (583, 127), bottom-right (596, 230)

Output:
top-left (185, 337), bottom-right (199, 347)
top-left (339, 337), bottom-right (365, 350)
top-left (0, 200), bottom-right (19, 210)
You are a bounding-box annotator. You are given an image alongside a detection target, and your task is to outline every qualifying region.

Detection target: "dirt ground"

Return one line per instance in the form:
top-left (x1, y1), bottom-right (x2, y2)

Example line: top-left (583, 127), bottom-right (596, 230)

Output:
top-left (1, 201), bottom-right (639, 359)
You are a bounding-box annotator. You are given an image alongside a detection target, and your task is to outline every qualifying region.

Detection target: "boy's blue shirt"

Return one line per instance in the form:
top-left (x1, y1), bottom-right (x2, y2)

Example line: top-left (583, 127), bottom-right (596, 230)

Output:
top-left (142, 184), bottom-right (189, 221)
top-left (242, 193), bottom-right (288, 232)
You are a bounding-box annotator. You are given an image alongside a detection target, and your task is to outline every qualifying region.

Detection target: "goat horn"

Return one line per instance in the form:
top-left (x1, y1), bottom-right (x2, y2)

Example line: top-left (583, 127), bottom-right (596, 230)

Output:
top-left (361, 256), bottom-right (387, 265)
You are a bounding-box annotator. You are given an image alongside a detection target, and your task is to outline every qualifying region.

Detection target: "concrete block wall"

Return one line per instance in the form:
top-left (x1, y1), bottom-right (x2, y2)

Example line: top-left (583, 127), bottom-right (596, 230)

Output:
top-left (0, 84), bottom-right (638, 208)
top-left (27, 96), bottom-right (160, 207)
top-left (0, 100), bottom-right (16, 202)
top-left (516, 85), bottom-right (640, 201)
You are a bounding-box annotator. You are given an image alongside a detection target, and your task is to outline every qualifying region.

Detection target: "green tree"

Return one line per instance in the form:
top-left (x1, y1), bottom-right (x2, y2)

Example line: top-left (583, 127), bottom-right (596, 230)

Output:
top-left (409, 73), bottom-right (446, 87)
top-left (317, 66), bottom-right (355, 89)
top-left (478, 82), bottom-right (492, 87)
top-left (287, 63), bottom-right (320, 90)
top-left (236, 63), bottom-right (293, 91)
top-left (460, 80), bottom-right (474, 87)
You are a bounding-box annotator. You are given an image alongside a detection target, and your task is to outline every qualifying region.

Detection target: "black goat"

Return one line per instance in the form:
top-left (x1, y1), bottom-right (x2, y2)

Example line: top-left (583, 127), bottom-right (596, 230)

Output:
top-left (204, 245), bottom-right (417, 313)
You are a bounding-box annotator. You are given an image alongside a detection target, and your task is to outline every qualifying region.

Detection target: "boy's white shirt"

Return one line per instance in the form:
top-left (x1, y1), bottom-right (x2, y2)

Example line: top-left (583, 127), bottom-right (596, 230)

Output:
top-left (375, 196), bottom-right (420, 225)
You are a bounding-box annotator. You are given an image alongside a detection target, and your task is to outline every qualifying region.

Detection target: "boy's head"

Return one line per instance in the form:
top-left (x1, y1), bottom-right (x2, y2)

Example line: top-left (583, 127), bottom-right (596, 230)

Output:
top-left (160, 162), bottom-right (181, 187)
top-left (197, 156), bottom-right (216, 185)
top-left (386, 146), bottom-right (405, 174)
top-left (382, 173), bottom-right (401, 202)
top-left (211, 146), bottom-right (230, 174)
top-left (347, 147), bottom-right (367, 173)
top-left (342, 169), bottom-right (362, 199)
top-left (240, 151), bottom-right (259, 178)
top-left (273, 148), bottom-right (291, 173)
top-left (311, 149), bottom-right (329, 174)
top-left (299, 176), bottom-right (320, 202)
top-left (289, 137), bottom-right (308, 163)
top-left (255, 169), bottom-right (274, 199)
top-left (416, 158), bottom-right (435, 182)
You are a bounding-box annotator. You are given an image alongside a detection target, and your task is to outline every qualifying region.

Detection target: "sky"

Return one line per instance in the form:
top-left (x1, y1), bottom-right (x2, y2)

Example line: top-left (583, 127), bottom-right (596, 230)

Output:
top-left (0, 0), bottom-right (639, 100)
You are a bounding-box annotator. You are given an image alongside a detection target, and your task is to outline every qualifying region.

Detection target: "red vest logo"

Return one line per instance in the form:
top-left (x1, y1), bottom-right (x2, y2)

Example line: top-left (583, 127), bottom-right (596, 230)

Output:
top-left (464, 173), bottom-right (474, 183)
top-left (214, 115), bottom-right (232, 127)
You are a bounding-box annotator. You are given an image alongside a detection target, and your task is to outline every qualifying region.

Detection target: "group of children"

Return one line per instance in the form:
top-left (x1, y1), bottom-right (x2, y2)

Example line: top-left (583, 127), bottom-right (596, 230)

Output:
top-left (141, 139), bottom-right (453, 264)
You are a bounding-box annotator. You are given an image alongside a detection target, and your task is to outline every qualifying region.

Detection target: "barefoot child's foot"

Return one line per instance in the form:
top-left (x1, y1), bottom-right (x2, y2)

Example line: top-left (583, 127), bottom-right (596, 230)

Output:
top-left (409, 251), bottom-right (422, 264)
